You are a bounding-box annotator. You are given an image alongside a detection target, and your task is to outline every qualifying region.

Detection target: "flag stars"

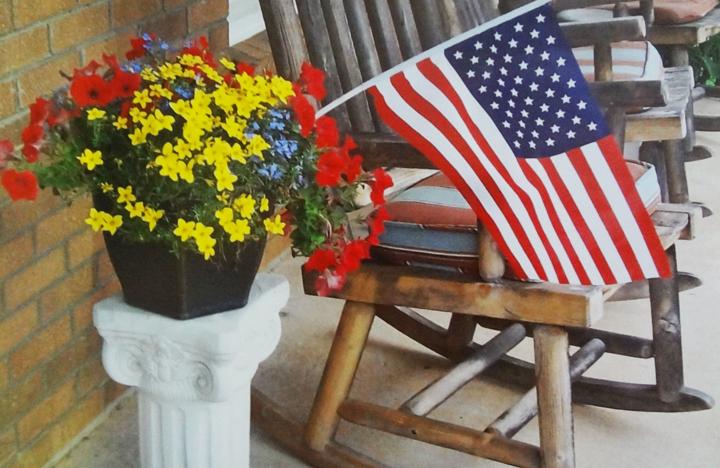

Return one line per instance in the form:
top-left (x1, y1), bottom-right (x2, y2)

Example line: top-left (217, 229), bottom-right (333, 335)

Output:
top-left (530, 29), bottom-right (540, 39)
top-left (540, 103), bottom-right (549, 112)
top-left (551, 125), bottom-right (560, 133)
top-left (498, 78), bottom-right (506, 87)
top-left (486, 57), bottom-right (495, 66)
top-left (540, 51), bottom-right (550, 61)
top-left (572, 116), bottom-right (581, 125)
top-left (519, 61), bottom-right (529, 70)
top-left (545, 89), bottom-right (555, 97)
top-left (546, 35), bottom-right (556, 45)
top-left (508, 99), bottom-right (515, 108)
top-left (524, 96), bottom-right (533, 105)
top-left (525, 45), bottom-right (535, 55)
top-left (535, 117), bottom-right (544, 126)
top-left (494, 89), bottom-right (503, 98)
top-left (503, 53), bottom-right (513, 63)
top-left (529, 141), bottom-right (537, 149)
top-left (474, 41), bottom-right (483, 50)
top-left (561, 95), bottom-right (571, 104)
top-left (482, 71), bottom-right (491, 80)
top-left (556, 109), bottom-right (566, 118)
top-left (550, 73), bottom-right (560, 82)
top-left (491, 102), bottom-right (500, 110)
top-left (500, 67), bottom-right (508, 76)
top-left (479, 85), bottom-right (487, 93)
top-left (519, 120), bottom-right (526, 128)
top-left (509, 39), bottom-right (518, 48)
top-left (506, 110), bottom-right (513, 118)
top-left (577, 100), bottom-right (587, 110)
top-left (521, 110), bottom-right (529, 118)
top-left (529, 82), bottom-right (539, 92)
top-left (454, 50), bottom-right (463, 60)
top-left (467, 70), bottom-right (475, 78)
top-left (502, 121), bottom-right (511, 128)
top-left (490, 44), bottom-right (498, 54)
top-left (516, 130), bottom-right (524, 138)
top-left (531, 130), bottom-right (540, 138)
top-left (470, 56), bottom-right (479, 64)
top-left (546, 138), bottom-right (555, 147)
top-left (494, 32), bottom-right (502, 41)
top-left (514, 76), bottom-right (523, 85)
top-left (514, 22), bottom-right (524, 32)
top-left (535, 67), bottom-right (544, 76)
top-left (514, 140), bottom-right (521, 148)
top-left (566, 130), bottom-right (576, 139)
top-left (536, 13), bottom-right (545, 23)
top-left (588, 121), bottom-right (598, 131)
top-left (557, 57), bottom-right (566, 67)
top-left (567, 79), bottom-right (576, 88)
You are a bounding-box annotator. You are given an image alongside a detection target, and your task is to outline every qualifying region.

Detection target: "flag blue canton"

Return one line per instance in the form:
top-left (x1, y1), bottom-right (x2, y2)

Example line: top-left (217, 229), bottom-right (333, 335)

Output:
top-left (445, 4), bottom-right (608, 159)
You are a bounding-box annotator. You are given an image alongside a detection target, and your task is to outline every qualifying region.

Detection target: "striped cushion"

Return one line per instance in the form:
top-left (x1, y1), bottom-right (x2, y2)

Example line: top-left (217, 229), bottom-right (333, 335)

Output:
top-left (371, 160), bottom-right (660, 276)
top-left (573, 42), bottom-right (664, 82)
top-left (559, 1), bottom-right (719, 25)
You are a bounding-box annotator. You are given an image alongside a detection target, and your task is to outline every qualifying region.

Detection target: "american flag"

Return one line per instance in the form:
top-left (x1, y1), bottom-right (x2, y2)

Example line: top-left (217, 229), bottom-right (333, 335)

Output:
top-left (360, 1), bottom-right (671, 285)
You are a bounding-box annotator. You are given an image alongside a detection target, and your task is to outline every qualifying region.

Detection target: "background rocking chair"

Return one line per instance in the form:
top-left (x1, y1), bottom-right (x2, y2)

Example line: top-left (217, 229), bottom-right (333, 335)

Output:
top-left (252, 1), bottom-right (714, 466)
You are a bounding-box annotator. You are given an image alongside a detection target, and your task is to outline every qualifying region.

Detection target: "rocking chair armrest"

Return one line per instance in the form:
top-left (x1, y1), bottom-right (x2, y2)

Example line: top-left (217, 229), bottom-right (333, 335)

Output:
top-left (353, 133), bottom-right (437, 170)
top-left (500, 0), bottom-right (652, 14)
top-left (559, 16), bottom-right (646, 46)
top-left (589, 80), bottom-right (668, 108)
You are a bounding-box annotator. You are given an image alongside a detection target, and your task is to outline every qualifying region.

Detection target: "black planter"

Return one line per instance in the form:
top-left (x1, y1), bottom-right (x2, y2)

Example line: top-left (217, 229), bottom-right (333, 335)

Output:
top-left (103, 233), bottom-right (267, 320)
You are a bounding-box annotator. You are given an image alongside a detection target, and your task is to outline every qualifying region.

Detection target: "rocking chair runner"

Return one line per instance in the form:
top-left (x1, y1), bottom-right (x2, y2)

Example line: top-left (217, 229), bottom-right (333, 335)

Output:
top-left (252, 1), bottom-right (714, 467)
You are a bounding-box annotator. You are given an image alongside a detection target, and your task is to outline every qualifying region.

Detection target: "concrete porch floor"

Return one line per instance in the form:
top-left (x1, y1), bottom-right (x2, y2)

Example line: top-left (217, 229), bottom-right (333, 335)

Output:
top-left (54, 105), bottom-right (720, 467)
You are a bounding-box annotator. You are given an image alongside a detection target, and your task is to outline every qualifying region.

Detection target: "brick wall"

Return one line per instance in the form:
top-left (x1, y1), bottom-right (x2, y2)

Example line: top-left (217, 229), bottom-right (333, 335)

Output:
top-left (0, 1), bottom-right (230, 466)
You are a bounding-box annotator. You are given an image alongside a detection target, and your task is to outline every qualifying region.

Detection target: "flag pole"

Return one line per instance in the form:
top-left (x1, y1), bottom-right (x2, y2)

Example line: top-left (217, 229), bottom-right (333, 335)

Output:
top-left (316, 0), bottom-right (550, 117)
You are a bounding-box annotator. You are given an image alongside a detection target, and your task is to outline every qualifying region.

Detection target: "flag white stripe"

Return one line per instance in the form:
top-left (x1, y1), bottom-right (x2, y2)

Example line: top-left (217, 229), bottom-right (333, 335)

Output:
top-left (375, 81), bottom-right (539, 278)
top-left (583, 143), bottom-right (660, 277)
top-left (551, 150), bottom-right (631, 283)
top-left (434, 55), bottom-right (581, 283)
top-left (523, 158), bottom-right (605, 284)
top-left (403, 64), bottom-right (560, 282)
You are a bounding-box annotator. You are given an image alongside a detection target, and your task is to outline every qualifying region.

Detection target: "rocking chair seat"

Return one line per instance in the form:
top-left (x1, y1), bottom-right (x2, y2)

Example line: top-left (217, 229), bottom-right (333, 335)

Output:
top-left (371, 160), bottom-right (660, 275)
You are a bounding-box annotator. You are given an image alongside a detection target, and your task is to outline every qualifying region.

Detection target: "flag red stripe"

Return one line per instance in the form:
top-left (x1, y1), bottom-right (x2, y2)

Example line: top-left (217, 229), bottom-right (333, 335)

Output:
top-left (417, 59), bottom-right (568, 283)
top-left (567, 147), bottom-right (645, 280)
top-left (597, 136), bottom-right (671, 277)
top-left (368, 86), bottom-right (528, 279)
top-left (540, 157), bottom-right (618, 284)
top-left (518, 159), bottom-right (591, 284)
top-left (390, 72), bottom-right (547, 279)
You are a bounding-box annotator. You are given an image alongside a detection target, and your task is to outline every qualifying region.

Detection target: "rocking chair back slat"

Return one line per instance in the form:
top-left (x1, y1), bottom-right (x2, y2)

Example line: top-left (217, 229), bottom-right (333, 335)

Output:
top-left (388, 0), bottom-right (424, 59)
top-left (411, 0), bottom-right (451, 48)
top-left (364, 0), bottom-right (405, 69)
top-left (317, 0), bottom-right (376, 132)
top-left (295, 0), bottom-right (351, 129)
top-left (258, 0), bottom-right (307, 81)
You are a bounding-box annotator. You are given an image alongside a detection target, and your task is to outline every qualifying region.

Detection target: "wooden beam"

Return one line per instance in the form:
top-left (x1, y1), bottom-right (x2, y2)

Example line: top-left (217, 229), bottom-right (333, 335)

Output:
top-left (560, 17), bottom-right (646, 47)
top-left (401, 324), bottom-right (526, 416)
top-left (339, 399), bottom-right (541, 467)
top-left (486, 339), bottom-right (605, 438)
top-left (304, 263), bottom-right (604, 328)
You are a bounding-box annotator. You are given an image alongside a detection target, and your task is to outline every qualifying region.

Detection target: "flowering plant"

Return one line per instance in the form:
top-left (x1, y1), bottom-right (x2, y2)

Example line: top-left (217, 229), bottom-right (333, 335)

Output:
top-left (0, 35), bottom-right (392, 294)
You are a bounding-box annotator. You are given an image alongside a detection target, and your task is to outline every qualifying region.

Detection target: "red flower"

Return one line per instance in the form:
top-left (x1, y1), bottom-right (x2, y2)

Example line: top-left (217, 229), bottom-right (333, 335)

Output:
top-left (314, 270), bottom-right (346, 297)
top-left (316, 150), bottom-right (345, 187)
top-left (110, 70), bottom-right (141, 99)
top-left (47, 108), bottom-right (73, 127)
top-left (1, 169), bottom-right (39, 201)
top-left (291, 93), bottom-right (316, 137)
top-left (126, 37), bottom-right (146, 60)
top-left (304, 248), bottom-right (338, 272)
top-left (102, 53), bottom-right (120, 70)
top-left (29, 98), bottom-right (50, 125)
top-left (236, 62), bottom-right (255, 76)
top-left (367, 206), bottom-right (390, 245)
top-left (300, 62), bottom-right (327, 101)
top-left (315, 115), bottom-right (339, 148)
top-left (22, 145), bottom-right (39, 163)
top-left (370, 168), bottom-right (393, 206)
top-left (340, 239), bottom-right (370, 271)
top-left (346, 155), bottom-right (363, 184)
top-left (21, 124), bottom-right (43, 147)
top-left (73, 60), bottom-right (102, 77)
top-left (70, 74), bottom-right (111, 108)
top-left (0, 140), bottom-right (14, 170)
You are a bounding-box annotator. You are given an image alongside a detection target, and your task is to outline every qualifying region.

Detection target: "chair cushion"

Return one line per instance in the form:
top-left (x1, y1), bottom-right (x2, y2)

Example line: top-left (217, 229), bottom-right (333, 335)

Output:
top-left (370, 160), bottom-right (660, 275)
top-left (558, 1), bottom-right (719, 25)
top-left (572, 42), bottom-right (664, 82)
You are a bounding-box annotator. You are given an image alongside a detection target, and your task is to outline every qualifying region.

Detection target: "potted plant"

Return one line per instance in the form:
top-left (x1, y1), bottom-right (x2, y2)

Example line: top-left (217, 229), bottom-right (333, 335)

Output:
top-left (690, 33), bottom-right (720, 93)
top-left (0, 34), bottom-right (392, 320)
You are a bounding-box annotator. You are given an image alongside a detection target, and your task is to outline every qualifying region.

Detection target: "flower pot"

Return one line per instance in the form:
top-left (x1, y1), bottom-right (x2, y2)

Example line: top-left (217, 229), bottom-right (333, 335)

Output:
top-left (102, 233), bottom-right (267, 320)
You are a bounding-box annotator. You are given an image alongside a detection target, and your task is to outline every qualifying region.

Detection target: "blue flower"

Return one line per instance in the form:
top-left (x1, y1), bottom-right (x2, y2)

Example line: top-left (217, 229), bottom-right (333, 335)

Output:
top-left (273, 139), bottom-right (298, 159)
top-left (123, 61), bottom-right (142, 73)
top-left (258, 164), bottom-right (284, 180)
top-left (160, 41), bottom-right (170, 50)
top-left (174, 86), bottom-right (193, 99)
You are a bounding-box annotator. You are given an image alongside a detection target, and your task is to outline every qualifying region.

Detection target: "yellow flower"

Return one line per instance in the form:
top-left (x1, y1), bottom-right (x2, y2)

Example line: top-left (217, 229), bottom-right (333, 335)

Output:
top-left (116, 186), bottom-right (136, 204)
top-left (270, 76), bottom-right (295, 103)
top-left (173, 219), bottom-right (196, 242)
top-left (179, 54), bottom-right (203, 67)
top-left (193, 223), bottom-right (216, 260)
top-left (102, 213), bottom-right (123, 235)
top-left (214, 168), bottom-right (237, 192)
top-left (141, 67), bottom-right (159, 82)
top-left (263, 215), bottom-right (286, 235)
top-left (224, 219), bottom-right (251, 243)
top-left (149, 84), bottom-right (173, 100)
top-left (129, 128), bottom-right (147, 146)
top-left (77, 149), bottom-right (103, 170)
top-left (215, 207), bottom-right (234, 227)
top-left (113, 117), bottom-right (128, 130)
top-left (125, 202), bottom-right (145, 219)
top-left (100, 182), bottom-right (114, 193)
top-left (87, 108), bottom-right (107, 120)
top-left (129, 107), bottom-right (148, 122)
top-left (260, 197), bottom-right (270, 213)
top-left (247, 134), bottom-right (270, 159)
top-left (85, 208), bottom-right (106, 232)
top-left (219, 57), bottom-right (236, 70)
top-left (142, 207), bottom-right (164, 232)
top-left (177, 160), bottom-right (195, 183)
top-left (233, 194), bottom-right (255, 219)
top-left (133, 89), bottom-right (152, 108)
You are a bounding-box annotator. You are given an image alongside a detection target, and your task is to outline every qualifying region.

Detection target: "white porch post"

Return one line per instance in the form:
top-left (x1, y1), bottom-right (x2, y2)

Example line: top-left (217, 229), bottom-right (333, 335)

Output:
top-left (93, 273), bottom-right (289, 468)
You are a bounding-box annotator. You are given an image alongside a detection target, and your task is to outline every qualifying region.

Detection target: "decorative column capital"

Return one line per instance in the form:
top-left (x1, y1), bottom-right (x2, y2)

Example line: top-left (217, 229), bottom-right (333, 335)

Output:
top-left (94, 273), bottom-right (289, 403)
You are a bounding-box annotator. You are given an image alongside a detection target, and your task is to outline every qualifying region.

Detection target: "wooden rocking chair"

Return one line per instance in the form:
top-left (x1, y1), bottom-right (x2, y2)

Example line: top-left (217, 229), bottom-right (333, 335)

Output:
top-left (251, 1), bottom-right (714, 467)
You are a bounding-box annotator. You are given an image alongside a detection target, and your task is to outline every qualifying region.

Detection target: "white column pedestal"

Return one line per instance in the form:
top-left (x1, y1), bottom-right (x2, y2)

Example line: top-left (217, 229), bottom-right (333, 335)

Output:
top-left (93, 273), bottom-right (289, 468)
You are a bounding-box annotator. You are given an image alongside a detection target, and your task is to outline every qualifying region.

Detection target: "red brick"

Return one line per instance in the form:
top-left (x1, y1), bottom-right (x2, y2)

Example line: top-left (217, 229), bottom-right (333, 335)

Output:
top-left (104, 379), bottom-right (127, 405)
top-left (0, 80), bottom-right (17, 120)
top-left (75, 356), bottom-right (105, 397)
top-left (4, 248), bottom-right (65, 311)
top-left (45, 330), bottom-right (101, 388)
top-left (0, 360), bottom-right (7, 391)
top-left (40, 264), bottom-right (94, 321)
top-left (0, 372), bottom-right (44, 428)
top-left (0, 232), bottom-right (34, 280)
top-left (0, 188), bottom-right (61, 241)
top-left (208, 19), bottom-right (229, 51)
top-left (0, 426), bottom-right (16, 466)
top-left (0, 1), bottom-right (12, 34)
top-left (12, 0), bottom-right (76, 28)
top-left (163, 0), bottom-right (187, 10)
top-left (95, 251), bottom-right (117, 284)
top-left (9, 316), bottom-right (71, 379)
top-left (71, 295), bottom-right (94, 333)
top-left (143, 7), bottom-right (188, 44)
top-left (82, 31), bottom-right (135, 64)
top-left (0, 302), bottom-right (39, 354)
top-left (17, 380), bottom-right (75, 444)
top-left (35, 197), bottom-right (91, 254)
top-left (67, 228), bottom-right (105, 269)
top-left (15, 387), bottom-right (103, 467)
top-left (111, 0), bottom-right (162, 27)
top-left (188, 0), bottom-right (228, 32)
top-left (0, 112), bottom-right (27, 145)
top-left (16, 52), bottom-right (81, 107)
top-left (0, 26), bottom-right (50, 76)
top-left (50, 3), bottom-right (110, 53)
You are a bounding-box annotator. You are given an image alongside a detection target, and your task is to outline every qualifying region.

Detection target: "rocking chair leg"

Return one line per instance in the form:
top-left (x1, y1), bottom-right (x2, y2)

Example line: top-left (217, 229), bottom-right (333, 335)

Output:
top-left (445, 314), bottom-right (477, 355)
top-left (535, 325), bottom-right (575, 468)
top-left (649, 246), bottom-right (684, 403)
top-left (663, 140), bottom-right (690, 204)
top-left (305, 301), bottom-right (376, 451)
